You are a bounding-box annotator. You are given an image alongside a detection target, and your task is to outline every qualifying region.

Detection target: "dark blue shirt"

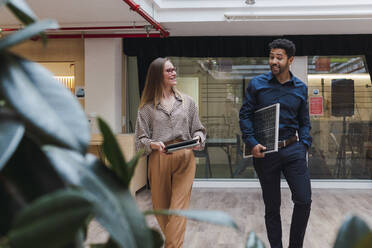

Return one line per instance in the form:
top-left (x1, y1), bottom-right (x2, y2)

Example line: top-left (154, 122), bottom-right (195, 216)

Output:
top-left (239, 71), bottom-right (312, 150)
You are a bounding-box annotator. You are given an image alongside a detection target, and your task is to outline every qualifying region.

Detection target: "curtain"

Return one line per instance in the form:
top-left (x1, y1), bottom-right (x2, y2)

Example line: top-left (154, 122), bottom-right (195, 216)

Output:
top-left (123, 34), bottom-right (372, 95)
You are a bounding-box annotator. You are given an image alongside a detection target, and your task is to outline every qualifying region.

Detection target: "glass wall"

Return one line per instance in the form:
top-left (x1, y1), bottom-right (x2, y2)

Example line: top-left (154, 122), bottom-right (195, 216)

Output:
top-left (169, 57), bottom-right (268, 179)
top-left (307, 56), bottom-right (372, 179)
top-left (168, 56), bottom-right (372, 180)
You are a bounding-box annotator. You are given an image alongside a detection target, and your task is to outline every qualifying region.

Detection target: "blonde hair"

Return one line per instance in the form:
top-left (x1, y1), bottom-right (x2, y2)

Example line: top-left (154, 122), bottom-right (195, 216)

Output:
top-left (139, 57), bottom-right (183, 108)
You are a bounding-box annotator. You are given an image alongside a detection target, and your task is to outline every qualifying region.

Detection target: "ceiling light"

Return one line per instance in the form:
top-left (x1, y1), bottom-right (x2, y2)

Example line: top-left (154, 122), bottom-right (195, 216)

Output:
top-left (224, 12), bottom-right (372, 21)
top-left (245, 0), bottom-right (255, 5)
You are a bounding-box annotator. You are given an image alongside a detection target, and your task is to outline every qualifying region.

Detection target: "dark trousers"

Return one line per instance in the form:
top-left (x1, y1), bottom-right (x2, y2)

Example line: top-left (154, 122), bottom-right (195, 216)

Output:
top-left (253, 141), bottom-right (312, 248)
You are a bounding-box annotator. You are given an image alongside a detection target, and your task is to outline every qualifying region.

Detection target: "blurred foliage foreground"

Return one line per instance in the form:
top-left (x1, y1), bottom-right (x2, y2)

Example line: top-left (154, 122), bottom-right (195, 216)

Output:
top-left (0, 0), bottom-right (372, 248)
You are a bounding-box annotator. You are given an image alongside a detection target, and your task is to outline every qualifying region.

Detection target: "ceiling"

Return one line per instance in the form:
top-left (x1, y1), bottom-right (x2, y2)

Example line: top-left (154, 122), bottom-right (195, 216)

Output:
top-left (0, 0), bottom-right (145, 26)
top-left (1, 0), bottom-right (372, 37)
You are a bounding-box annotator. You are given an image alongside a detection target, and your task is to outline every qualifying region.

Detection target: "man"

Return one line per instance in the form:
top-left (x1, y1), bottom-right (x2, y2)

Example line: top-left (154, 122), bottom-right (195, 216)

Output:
top-left (239, 38), bottom-right (312, 248)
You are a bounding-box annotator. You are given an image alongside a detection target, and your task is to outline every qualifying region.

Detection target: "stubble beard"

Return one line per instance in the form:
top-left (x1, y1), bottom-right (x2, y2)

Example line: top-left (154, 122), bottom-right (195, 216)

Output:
top-left (271, 62), bottom-right (289, 76)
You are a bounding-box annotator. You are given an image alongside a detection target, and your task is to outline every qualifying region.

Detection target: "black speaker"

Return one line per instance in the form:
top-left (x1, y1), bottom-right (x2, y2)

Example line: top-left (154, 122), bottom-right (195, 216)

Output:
top-left (331, 79), bottom-right (354, 117)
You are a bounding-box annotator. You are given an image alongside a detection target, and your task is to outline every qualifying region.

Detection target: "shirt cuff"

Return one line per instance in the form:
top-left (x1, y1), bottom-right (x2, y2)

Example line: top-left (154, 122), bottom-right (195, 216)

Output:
top-left (301, 139), bottom-right (311, 150)
top-left (140, 138), bottom-right (154, 156)
top-left (193, 131), bottom-right (206, 149)
top-left (246, 137), bottom-right (259, 151)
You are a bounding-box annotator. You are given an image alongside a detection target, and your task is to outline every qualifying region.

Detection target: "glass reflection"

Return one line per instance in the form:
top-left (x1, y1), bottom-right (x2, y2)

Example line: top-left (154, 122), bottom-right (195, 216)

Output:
top-left (169, 56), bottom-right (372, 180)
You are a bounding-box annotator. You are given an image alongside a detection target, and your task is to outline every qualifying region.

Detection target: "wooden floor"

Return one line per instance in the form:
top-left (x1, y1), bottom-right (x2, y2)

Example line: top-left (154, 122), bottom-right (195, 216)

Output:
top-left (86, 188), bottom-right (372, 248)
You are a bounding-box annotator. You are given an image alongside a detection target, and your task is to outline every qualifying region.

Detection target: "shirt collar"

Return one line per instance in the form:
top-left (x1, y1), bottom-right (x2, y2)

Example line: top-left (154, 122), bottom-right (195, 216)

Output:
top-left (268, 71), bottom-right (301, 87)
top-left (174, 91), bottom-right (183, 101)
top-left (156, 90), bottom-right (183, 109)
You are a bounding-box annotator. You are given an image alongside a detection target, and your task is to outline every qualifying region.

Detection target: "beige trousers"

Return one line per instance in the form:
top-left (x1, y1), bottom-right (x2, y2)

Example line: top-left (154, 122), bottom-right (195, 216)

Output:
top-left (148, 146), bottom-right (196, 248)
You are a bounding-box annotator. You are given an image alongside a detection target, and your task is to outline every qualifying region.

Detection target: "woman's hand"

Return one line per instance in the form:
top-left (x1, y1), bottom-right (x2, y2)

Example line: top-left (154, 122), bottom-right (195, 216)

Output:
top-left (192, 136), bottom-right (202, 150)
top-left (150, 141), bottom-right (166, 152)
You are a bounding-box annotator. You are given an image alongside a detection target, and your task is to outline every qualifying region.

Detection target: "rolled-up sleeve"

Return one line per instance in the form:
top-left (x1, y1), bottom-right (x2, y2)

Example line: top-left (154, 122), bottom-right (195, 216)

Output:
top-left (298, 87), bottom-right (312, 148)
top-left (135, 109), bottom-right (153, 156)
top-left (239, 79), bottom-right (259, 150)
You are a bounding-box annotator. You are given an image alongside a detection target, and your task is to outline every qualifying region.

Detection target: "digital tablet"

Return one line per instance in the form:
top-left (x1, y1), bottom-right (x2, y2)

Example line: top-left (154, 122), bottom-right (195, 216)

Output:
top-left (164, 139), bottom-right (199, 153)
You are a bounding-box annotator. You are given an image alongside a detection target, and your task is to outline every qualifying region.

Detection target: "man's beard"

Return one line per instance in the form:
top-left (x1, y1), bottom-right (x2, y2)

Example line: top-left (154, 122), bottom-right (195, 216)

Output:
top-left (271, 62), bottom-right (289, 75)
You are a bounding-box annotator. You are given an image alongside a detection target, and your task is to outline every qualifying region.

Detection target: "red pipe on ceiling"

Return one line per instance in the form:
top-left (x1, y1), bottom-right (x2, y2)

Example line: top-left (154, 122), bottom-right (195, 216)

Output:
top-left (1, 25), bottom-right (163, 38)
top-left (1, 1), bottom-right (169, 38)
top-left (121, 0), bottom-right (169, 37)
top-left (1, 28), bottom-right (18, 31)
top-left (47, 33), bottom-right (162, 39)
top-left (58, 25), bottom-right (146, 31)
top-left (1, 25), bottom-right (146, 32)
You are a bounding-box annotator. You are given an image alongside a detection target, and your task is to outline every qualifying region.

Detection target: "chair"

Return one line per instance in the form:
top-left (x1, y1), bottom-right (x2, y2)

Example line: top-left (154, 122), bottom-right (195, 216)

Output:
top-left (347, 122), bottom-right (364, 158)
top-left (193, 142), bottom-right (212, 178)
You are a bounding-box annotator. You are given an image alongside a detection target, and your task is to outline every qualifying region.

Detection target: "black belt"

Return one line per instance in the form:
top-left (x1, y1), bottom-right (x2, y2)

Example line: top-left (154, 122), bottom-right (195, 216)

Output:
top-left (278, 136), bottom-right (298, 149)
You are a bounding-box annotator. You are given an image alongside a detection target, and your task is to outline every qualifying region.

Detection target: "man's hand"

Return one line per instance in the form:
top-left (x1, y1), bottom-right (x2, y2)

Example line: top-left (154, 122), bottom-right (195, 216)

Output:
top-left (252, 144), bottom-right (267, 158)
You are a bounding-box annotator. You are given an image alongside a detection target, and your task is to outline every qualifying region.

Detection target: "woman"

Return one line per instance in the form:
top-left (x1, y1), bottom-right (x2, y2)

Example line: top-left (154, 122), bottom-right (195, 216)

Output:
top-left (135, 57), bottom-right (206, 248)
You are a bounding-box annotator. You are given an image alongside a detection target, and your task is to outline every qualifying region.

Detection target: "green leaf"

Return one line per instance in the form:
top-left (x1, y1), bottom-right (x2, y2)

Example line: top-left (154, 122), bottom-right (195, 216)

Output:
top-left (5, 0), bottom-right (37, 25)
top-left (118, 191), bottom-right (154, 248)
top-left (0, 52), bottom-right (90, 153)
top-left (97, 117), bottom-right (144, 187)
top-left (355, 233), bottom-right (372, 248)
top-left (87, 153), bottom-right (154, 248)
top-left (42, 146), bottom-right (154, 248)
top-left (8, 189), bottom-right (93, 248)
top-left (0, 236), bottom-right (10, 248)
top-left (73, 229), bottom-right (86, 248)
top-left (0, 108), bottom-right (24, 171)
top-left (97, 117), bottom-right (129, 185)
top-left (150, 228), bottom-right (164, 248)
top-left (15, 53), bottom-right (90, 152)
top-left (144, 209), bottom-right (239, 230)
top-left (127, 149), bottom-right (143, 181)
top-left (246, 232), bottom-right (265, 248)
top-left (90, 238), bottom-right (119, 248)
top-left (0, 19), bottom-right (57, 50)
top-left (0, 135), bottom-right (66, 234)
top-left (333, 215), bottom-right (371, 248)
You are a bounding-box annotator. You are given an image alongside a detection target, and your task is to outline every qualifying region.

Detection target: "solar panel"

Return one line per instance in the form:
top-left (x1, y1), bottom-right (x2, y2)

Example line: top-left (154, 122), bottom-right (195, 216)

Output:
top-left (243, 103), bottom-right (280, 158)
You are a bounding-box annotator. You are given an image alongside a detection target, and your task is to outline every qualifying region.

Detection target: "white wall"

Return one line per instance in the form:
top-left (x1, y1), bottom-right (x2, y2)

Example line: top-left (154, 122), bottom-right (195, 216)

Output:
top-left (85, 39), bottom-right (122, 133)
top-left (176, 77), bottom-right (199, 108)
top-left (291, 56), bottom-right (308, 84)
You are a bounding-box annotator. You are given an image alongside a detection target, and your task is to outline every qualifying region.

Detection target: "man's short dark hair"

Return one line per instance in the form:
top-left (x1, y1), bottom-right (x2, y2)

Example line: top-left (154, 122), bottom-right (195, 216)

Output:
top-left (268, 39), bottom-right (296, 58)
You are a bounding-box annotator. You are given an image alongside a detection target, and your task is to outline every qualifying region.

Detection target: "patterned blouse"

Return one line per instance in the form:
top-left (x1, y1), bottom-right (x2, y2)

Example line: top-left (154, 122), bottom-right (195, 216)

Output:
top-left (135, 92), bottom-right (206, 155)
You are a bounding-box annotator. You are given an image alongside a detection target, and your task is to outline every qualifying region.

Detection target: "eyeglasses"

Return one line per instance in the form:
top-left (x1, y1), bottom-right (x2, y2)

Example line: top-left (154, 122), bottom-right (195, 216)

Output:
top-left (165, 67), bottom-right (177, 73)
